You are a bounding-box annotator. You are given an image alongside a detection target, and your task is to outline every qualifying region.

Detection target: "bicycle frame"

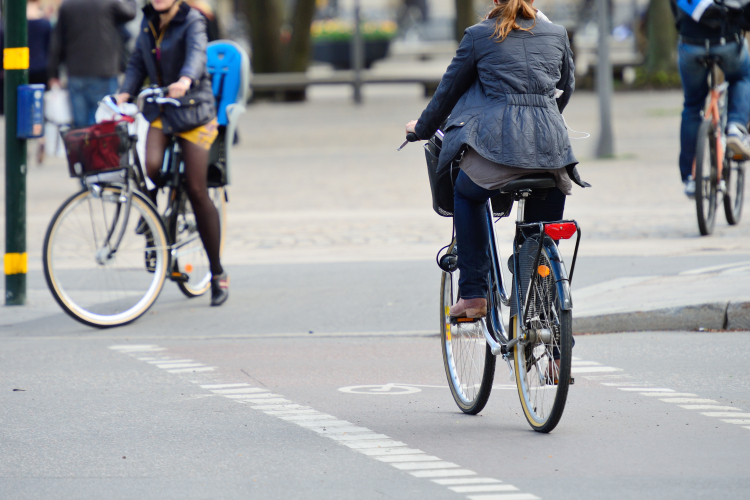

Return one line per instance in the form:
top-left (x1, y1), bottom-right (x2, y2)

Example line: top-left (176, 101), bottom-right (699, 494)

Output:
top-left (693, 60), bottom-right (730, 183)
top-left (477, 193), bottom-right (580, 359)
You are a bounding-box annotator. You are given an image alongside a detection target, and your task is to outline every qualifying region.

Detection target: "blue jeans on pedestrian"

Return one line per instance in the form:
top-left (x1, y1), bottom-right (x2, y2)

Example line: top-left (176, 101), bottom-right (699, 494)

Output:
top-left (68, 76), bottom-right (119, 127)
top-left (454, 170), bottom-right (566, 299)
top-left (678, 40), bottom-right (750, 182)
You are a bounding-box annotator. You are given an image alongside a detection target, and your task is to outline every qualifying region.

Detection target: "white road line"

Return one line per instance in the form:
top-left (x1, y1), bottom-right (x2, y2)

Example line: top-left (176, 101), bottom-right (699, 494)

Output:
top-left (309, 427), bottom-right (373, 435)
top-left (410, 469), bottom-right (477, 478)
top-left (329, 433), bottom-right (391, 441)
top-left (467, 494), bottom-right (540, 500)
top-left (263, 410), bottom-right (320, 416)
top-left (147, 359), bottom-right (194, 364)
top-left (601, 382), bottom-right (643, 387)
top-left (701, 412), bottom-right (750, 418)
top-left (571, 366), bottom-right (622, 373)
top-left (376, 455), bottom-right (441, 463)
top-left (295, 420), bottom-right (353, 428)
top-left (250, 404), bottom-right (310, 410)
top-left (109, 344), bottom-right (165, 352)
top-left (721, 419), bottom-right (750, 425)
top-left (640, 393), bottom-right (697, 397)
top-left (279, 414), bottom-right (337, 422)
top-left (618, 388), bottom-right (673, 392)
top-left (167, 366), bottom-right (215, 373)
top-left (361, 448), bottom-right (425, 456)
top-left (343, 440), bottom-right (408, 449)
top-left (433, 478), bottom-right (502, 485)
top-left (451, 485), bottom-right (519, 493)
top-left (392, 461), bottom-right (459, 470)
top-left (571, 361), bottom-right (601, 366)
top-left (211, 388), bottom-right (269, 394)
top-left (659, 398), bottom-right (719, 404)
top-left (237, 398), bottom-right (291, 405)
top-left (110, 344), bottom-right (536, 500)
top-left (156, 363), bottom-right (205, 369)
top-left (199, 383), bottom-right (250, 389)
top-left (679, 405), bottom-right (742, 411)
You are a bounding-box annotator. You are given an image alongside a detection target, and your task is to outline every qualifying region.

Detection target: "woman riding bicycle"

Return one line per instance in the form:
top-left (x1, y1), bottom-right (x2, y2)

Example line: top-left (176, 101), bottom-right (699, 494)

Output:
top-left (115, 0), bottom-right (228, 306)
top-left (405, 0), bottom-right (588, 319)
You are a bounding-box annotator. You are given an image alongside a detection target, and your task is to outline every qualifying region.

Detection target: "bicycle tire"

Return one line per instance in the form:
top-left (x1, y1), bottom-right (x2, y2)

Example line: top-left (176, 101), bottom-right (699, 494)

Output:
top-left (723, 158), bottom-right (745, 225)
top-left (511, 237), bottom-right (572, 433)
top-left (695, 120), bottom-right (718, 236)
top-left (440, 242), bottom-right (495, 415)
top-left (174, 186), bottom-right (226, 298)
top-left (43, 187), bottom-right (169, 328)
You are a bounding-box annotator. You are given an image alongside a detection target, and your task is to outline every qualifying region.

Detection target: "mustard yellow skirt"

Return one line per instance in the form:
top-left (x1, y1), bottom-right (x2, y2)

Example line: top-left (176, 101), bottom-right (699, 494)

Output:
top-left (151, 117), bottom-right (219, 151)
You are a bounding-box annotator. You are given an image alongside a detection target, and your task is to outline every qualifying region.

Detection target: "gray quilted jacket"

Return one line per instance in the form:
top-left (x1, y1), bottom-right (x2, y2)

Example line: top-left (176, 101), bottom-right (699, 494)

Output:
top-left (415, 17), bottom-right (584, 185)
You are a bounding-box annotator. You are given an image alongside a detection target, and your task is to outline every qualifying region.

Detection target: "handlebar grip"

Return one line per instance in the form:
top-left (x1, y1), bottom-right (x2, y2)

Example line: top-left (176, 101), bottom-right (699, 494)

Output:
top-left (406, 132), bottom-right (419, 142)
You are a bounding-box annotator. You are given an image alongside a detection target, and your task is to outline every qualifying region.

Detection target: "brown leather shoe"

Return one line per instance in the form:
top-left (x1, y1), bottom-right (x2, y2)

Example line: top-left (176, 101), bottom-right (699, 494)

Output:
top-left (449, 298), bottom-right (487, 318)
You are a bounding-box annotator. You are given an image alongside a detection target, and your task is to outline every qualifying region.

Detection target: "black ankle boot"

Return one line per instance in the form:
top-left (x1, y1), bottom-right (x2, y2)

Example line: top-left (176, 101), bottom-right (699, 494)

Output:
top-left (211, 272), bottom-right (229, 306)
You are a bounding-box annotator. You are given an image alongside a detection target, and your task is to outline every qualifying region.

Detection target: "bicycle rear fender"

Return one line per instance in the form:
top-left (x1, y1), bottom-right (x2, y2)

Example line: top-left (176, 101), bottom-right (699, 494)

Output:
top-left (543, 236), bottom-right (573, 311)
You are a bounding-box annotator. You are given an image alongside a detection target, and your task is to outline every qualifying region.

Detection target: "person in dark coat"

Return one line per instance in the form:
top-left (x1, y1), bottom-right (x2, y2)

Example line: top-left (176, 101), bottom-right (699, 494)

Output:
top-left (115, 0), bottom-right (228, 306)
top-left (405, 0), bottom-right (587, 319)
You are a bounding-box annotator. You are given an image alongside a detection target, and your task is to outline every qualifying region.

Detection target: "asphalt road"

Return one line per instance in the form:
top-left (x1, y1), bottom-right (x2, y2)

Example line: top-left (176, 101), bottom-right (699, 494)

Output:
top-left (2, 329), bottom-right (749, 500)
top-left (2, 255), bottom-right (750, 500)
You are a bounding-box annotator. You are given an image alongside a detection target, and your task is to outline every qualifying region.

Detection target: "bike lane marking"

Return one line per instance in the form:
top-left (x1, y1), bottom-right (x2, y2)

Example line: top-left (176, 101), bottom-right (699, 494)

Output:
top-left (109, 344), bottom-right (541, 500)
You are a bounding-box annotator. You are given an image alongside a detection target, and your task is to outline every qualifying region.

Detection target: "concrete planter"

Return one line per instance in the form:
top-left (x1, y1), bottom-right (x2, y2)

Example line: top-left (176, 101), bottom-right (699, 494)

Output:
top-left (312, 39), bottom-right (391, 70)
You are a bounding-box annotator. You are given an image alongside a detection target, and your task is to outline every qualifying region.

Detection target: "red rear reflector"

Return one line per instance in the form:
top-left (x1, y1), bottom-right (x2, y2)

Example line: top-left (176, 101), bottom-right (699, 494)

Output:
top-left (544, 223), bottom-right (577, 240)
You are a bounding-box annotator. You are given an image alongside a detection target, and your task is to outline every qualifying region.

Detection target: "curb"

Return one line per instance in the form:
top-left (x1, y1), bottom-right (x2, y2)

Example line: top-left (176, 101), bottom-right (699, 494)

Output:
top-left (573, 300), bottom-right (750, 334)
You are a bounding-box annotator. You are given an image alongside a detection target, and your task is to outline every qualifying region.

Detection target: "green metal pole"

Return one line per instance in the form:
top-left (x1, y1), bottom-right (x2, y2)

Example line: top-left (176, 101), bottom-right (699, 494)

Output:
top-left (4, 0), bottom-right (29, 305)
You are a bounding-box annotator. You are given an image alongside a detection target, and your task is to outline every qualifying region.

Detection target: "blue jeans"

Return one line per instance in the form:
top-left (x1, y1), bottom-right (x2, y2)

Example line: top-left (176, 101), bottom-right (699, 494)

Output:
top-left (678, 40), bottom-right (750, 182)
top-left (68, 76), bottom-right (119, 127)
top-left (454, 170), bottom-right (566, 299)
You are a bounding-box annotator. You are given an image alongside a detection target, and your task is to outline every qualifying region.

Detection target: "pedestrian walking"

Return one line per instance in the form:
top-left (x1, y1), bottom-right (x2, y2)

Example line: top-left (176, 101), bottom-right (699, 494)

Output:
top-left (48, 0), bottom-right (137, 127)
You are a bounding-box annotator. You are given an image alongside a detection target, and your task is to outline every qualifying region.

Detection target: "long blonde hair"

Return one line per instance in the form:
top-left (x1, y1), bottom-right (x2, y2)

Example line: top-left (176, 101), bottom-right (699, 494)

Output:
top-left (487, 0), bottom-right (536, 42)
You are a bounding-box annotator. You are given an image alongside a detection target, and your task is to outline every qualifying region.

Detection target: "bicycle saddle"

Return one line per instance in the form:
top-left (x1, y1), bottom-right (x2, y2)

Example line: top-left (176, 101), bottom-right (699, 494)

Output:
top-left (500, 173), bottom-right (556, 193)
top-left (697, 55), bottom-right (722, 66)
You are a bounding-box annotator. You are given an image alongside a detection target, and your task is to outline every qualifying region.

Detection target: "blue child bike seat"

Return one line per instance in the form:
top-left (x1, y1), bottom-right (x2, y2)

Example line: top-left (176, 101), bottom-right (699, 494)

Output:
top-left (206, 41), bottom-right (250, 126)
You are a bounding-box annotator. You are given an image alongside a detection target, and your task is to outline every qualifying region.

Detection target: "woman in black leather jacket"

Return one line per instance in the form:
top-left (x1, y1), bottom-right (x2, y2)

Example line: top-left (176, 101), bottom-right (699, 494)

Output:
top-left (405, 0), bottom-right (586, 319)
top-left (116, 0), bottom-right (228, 306)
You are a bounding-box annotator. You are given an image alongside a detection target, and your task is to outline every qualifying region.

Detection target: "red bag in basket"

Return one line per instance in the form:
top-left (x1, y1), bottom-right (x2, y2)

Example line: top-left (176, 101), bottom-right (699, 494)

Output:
top-left (63, 119), bottom-right (132, 177)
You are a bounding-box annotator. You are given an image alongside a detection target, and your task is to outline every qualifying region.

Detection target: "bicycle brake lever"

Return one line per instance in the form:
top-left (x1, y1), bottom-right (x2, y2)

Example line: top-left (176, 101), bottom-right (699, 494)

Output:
top-left (397, 139), bottom-right (409, 151)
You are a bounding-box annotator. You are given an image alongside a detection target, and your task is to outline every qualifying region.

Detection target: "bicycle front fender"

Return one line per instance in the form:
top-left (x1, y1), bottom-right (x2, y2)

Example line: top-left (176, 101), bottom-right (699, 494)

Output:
top-left (543, 236), bottom-right (573, 311)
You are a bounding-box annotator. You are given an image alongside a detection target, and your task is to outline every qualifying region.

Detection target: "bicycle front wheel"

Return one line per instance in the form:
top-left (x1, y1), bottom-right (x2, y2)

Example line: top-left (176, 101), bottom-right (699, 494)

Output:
top-left (43, 187), bottom-right (169, 327)
top-left (512, 237), bottom-right (572, 433)
top-left (440, 243), bottom-right (495, 415)
top-left (723, 158), bottom-right (745, 225)
top-left (173, 186), bottom-right (226, 298)
top-left (695, 120), bottom-right (718, 236)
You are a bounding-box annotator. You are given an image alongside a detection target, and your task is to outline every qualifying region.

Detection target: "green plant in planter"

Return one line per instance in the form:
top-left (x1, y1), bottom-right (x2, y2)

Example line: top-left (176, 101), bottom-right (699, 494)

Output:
top-left (311, 19), bottom-right (397, 42)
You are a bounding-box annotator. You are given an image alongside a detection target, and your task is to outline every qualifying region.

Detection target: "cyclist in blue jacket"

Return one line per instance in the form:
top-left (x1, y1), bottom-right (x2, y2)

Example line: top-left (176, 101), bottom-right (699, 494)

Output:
top-left (670, 0), bottom-right (750, 198)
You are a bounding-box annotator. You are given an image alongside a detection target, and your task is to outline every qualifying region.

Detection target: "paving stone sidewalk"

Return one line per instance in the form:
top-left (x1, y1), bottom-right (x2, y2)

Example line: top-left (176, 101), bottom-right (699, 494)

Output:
top-left (1, 86), bottom-right (748, 331)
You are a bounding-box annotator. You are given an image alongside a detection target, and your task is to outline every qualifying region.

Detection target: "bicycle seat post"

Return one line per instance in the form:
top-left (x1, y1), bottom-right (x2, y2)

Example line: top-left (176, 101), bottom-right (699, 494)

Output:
top-left (516, 190), bottom-right (531, 223)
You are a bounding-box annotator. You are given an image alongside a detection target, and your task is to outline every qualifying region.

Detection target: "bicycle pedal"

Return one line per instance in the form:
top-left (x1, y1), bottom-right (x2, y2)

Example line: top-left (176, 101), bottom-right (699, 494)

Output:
top-left (170, 271), bottom-right (189, 283)
top-left (450, 316), bottom-right (481, 325)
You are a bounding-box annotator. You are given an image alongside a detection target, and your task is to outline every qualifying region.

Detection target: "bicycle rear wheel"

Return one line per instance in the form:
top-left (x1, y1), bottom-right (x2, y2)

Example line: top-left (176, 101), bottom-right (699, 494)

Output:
top-left (723, 158), bottom-right (745, 225)
top-left (440, 243), bottom-right (495, 415)
top-left (173, 186), bottom-right (226, 298)
top-left (43, 187), bottom-right (169, 327)
top-left (512, 237), bottom-right (572, 433)
top-left (695, 120), bottom-right (718, 236)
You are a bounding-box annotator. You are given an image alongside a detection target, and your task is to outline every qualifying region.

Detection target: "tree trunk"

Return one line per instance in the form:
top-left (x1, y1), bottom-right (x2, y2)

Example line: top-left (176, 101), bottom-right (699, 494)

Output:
top-left (645, 0), bottom-right (677, 74)
top-left (245, 0), bottom-right (282, 74)
top-left (285, 0), bottom-right (317, 73)
top-left (455, 0), bottom-right (474, 41)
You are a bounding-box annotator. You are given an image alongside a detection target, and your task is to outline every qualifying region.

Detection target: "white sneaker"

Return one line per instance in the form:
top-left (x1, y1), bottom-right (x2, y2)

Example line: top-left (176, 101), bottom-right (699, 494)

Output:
top-left (684, 175), bottom-right (695, 199)
top-left (726, 122), bottom-right (750, 158)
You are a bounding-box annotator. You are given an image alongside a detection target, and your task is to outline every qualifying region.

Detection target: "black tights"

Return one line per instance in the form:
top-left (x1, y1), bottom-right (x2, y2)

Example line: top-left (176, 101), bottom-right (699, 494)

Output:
top-left (146, 126), bottom-right (223, 276)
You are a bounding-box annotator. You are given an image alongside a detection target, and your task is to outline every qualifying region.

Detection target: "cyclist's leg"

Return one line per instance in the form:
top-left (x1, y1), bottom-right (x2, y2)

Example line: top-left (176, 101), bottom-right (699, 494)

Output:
top-left (453, 170), bottom-right (495, 303)
top-left (678, 42), bottom-right (711, 183)
top-left (179, 137), bottom-right (223, 277)
top-left (715, 40), bottom-right (750, 131)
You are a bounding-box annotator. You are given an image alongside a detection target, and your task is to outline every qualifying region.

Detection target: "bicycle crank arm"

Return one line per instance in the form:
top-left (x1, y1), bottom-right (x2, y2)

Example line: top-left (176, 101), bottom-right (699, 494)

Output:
top-left (480, 321), bottom-right (505, 356)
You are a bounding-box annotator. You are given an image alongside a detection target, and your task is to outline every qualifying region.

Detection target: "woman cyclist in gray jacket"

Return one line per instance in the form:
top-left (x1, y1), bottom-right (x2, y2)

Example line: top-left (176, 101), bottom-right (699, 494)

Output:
top-left (405, 0), bottom-right (587, 319)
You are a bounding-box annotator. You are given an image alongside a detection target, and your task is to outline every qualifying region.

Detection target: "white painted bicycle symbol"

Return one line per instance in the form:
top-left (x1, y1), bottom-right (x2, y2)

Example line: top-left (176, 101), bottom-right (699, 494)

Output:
top-left (338, 383), bottom-right (445, 395)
